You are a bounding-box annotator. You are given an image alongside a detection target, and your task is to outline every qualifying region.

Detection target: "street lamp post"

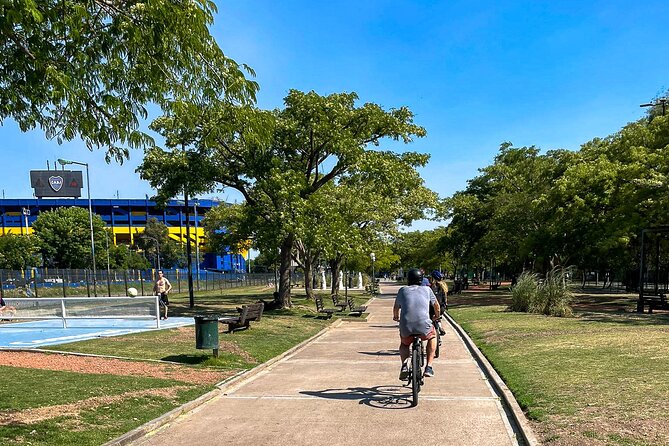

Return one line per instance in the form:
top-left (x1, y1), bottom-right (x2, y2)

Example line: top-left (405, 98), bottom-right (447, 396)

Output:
top-left (58, 159), bottom-right (97, 296)
top-left (194, 201), bottom-right (200, 290)
top-left (640, 98), bottom-right (668, 116)
top-left (370, 252), bottom-right (376, 295)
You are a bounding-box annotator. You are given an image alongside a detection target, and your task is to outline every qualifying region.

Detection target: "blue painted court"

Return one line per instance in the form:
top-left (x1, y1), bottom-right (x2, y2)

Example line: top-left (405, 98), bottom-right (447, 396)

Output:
top-left (0, 317), bottom-right (195, 349)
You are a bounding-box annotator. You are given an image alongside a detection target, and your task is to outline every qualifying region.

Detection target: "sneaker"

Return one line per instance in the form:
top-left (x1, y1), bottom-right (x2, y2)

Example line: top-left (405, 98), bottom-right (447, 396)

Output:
top-left (399, 363), bottom-right (409, 380)
top-left (438, 325), bottom-right (446, 336)
top-left (424, 366), bottom-right (434, 377)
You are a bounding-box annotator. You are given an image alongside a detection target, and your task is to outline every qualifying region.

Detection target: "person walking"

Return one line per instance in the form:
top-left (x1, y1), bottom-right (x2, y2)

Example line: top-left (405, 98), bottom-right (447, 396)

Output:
top-left (153, 270), bottom-right (172, 320)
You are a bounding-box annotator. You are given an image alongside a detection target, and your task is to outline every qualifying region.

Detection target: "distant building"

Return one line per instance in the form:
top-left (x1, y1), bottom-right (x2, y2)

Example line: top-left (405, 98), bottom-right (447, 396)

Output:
top-left (0, 198), bottom-right (246, 272)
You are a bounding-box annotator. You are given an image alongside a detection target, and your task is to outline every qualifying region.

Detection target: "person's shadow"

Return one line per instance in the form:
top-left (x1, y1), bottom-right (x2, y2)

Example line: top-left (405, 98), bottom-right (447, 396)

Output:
top-left (300, 385), bottom-right (412, 409)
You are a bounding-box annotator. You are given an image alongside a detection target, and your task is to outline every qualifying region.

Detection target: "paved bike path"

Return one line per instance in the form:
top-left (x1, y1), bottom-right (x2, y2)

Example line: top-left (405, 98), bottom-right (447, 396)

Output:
top-left (132, 283), bottom-right (520, 446)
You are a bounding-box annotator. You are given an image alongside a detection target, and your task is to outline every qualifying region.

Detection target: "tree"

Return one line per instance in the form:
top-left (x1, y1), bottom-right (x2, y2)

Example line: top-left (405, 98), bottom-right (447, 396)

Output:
top-left (1, 0), bottom-right (257, 161)
top-left (0, 234), bottom-right (41, 269)
top-left (135, 218), bottom-right (183, 269)
top-left (31, 207), bottom-right (106, 268)
top-left (108, 243), bottom-right (150, 270)
top-left (146, 90), bottom-right (427, 307)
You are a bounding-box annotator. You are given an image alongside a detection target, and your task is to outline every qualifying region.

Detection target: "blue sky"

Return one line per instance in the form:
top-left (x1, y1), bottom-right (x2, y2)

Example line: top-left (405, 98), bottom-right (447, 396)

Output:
top-left (2, 0), bottom-right (669, 230)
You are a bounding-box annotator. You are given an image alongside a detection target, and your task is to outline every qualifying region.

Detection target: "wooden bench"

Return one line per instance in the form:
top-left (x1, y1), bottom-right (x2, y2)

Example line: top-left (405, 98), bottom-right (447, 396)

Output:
top-left (331, 294), bottom-right (349, 312)
top-left (346, 296), bottom-right (367, 316)
top-left (644, 295), bottom-right (669, 314)
top-left (314, 295), bottom-right (336, 319)
top-left (219, 302), bottom-right (264, 333)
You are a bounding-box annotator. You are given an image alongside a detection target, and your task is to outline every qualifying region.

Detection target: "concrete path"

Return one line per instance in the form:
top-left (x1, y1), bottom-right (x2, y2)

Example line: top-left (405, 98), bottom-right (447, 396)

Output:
top-left (132, 283), bottom-right (521, 446)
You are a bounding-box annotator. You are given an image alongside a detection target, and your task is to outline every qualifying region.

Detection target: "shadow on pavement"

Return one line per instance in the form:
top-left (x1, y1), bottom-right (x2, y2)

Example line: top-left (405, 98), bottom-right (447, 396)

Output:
top-left (357, 349), bottom-right (399, 356)
top-left (300, 385), bottom-right (412, 409)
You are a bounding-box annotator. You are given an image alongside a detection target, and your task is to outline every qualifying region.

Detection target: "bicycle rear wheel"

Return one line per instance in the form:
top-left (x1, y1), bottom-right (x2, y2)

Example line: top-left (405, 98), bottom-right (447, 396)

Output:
top-left (411, 342), bottom-right (421, 406)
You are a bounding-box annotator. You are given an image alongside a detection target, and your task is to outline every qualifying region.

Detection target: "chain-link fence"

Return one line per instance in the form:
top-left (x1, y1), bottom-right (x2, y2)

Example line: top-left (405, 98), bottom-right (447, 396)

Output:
top-left (0, 268), bottom-right (277, 299)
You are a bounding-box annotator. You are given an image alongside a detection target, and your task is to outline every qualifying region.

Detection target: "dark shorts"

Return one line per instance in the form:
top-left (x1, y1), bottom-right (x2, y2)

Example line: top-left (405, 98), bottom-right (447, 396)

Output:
top-left (159, 293), bottom-right (169, 306)
top-left (400, 326), bottom-right (436, 346)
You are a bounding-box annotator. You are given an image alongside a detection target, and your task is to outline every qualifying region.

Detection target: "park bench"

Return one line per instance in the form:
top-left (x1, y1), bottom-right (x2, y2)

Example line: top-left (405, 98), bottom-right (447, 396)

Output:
top-left (448, 280), bottom-right (463, 296)
top-left (219, 302), bottom-right (264, 333)
top-left (314, 295), bottom-right (336, 319)
top-left (331, 294), bottom-right (349, 312)
top-left (346, 296), bottom-right (367, 316)
top-left (645, 294), bottom-right (669, 314)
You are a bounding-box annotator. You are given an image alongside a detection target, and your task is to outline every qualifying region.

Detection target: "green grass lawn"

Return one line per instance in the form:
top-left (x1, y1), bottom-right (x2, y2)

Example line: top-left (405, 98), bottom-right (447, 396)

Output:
top-left (449, 290), bottom-right (669, 446)
top-left (1, 286), bottom-right (369, 446)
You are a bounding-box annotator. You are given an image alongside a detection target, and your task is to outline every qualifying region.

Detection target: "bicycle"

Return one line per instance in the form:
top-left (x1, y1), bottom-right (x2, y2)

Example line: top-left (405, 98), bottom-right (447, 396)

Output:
top-left (405, 334), bottom-right (425, 407)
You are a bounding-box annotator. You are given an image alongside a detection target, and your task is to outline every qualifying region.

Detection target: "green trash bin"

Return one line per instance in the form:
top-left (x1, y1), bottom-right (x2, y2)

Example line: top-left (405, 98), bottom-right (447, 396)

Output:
top-left (194, 315), bottom-right (219, 356)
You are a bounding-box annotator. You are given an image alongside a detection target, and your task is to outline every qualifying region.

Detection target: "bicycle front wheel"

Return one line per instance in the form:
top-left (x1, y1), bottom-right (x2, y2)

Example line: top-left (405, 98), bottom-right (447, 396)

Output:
top-left (411, 344), bottom-right (421, 406)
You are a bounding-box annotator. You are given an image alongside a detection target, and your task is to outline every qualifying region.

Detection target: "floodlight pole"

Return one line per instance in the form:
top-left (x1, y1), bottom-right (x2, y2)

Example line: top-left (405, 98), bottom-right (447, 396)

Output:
top-left (58, 159), bottom-right (97, 296)
top-left (640, 98), bottom-right (668, 116)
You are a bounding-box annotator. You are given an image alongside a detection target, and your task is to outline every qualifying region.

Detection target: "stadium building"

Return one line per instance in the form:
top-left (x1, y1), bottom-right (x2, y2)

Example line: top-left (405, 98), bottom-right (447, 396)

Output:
top-left (0, 198), bottom-right (246, 272)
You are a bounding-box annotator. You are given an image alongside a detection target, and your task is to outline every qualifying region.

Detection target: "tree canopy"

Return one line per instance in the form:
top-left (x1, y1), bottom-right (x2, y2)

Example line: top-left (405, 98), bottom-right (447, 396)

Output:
top-left (31, 206), bottom-right (106, 268)
top-left (140, 89), bottom-right (432, 307)
top-left (442, 107), bottom-right (669, 281)
top-left (1, 0), bottom-right (257, 161)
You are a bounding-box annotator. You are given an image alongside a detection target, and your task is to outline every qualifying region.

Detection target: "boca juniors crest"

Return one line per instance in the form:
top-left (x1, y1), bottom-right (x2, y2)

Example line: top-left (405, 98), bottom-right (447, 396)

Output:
top-left (49, 176), bottom-right (64, 192)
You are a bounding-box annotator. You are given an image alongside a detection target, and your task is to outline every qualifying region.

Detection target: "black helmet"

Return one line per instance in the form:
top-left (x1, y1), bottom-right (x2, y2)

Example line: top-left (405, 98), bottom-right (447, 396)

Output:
top-left (407, 268), bottom-right (423, 285)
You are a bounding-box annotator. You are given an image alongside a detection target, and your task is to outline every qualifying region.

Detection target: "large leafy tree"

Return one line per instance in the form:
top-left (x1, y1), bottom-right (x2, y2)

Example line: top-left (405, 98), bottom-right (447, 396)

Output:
top-left (143, 90), bottom-right (426, 307)
top-left (312, 150), bottom-right (438, 297)
top-left (0, 234), bottom-right (41, 269)
top-left (31, 206), bottom-right (107, 268)
top-left (135, 218), bottom-right (184, 269)
top-left (1, 0), bottom-right (257, 161)
top-left (443, 106), bottom-right (669, 280)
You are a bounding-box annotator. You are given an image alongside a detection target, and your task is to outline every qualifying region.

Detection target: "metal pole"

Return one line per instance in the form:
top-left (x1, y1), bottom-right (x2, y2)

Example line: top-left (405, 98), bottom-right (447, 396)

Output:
top-left (105, 232), bottom-right (111, 296)
top-left (185, 189), bottom-right (194, 308)
top-left (83, 163), bottom-right (97, 297)
top-left (638, 230), bottom-right (645, 313)
top-left (194, 202), bottom-right (200, 290)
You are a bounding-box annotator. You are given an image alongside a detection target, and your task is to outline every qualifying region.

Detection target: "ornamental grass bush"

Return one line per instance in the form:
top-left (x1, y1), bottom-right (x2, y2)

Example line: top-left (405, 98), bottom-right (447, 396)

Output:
top-left (510, 271), bottom-right (539, 312)
top-left (509, 267), bottom-right (573, 317)
top-left (537, 267), bottom-right (573, 317)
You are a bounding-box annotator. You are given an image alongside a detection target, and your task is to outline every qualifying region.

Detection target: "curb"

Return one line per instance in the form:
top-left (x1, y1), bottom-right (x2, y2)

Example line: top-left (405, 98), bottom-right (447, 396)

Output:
top-left (444, 312), bottom-right (540, 446)
top-left (103, 318), bottom-right (345, 446)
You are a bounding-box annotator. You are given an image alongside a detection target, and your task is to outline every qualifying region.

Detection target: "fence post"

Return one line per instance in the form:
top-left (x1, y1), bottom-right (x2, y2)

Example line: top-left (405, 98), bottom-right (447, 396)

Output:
top-left (123, 270), bottom-right (128, 294)
top-left (85, 269), bottom-right (91, 297)
top-left (0, 270), bottom-right (4, 300)
top-left (33, 269), bottom-right (39, 298)
top-left (177, 269), bottom-right (181, 294)
top-left (61, 269), bottom-right (67, 297)
top-left (140, 270), bottom-right (145, 296)
top-left (107, 269), bottom-right (112, 297)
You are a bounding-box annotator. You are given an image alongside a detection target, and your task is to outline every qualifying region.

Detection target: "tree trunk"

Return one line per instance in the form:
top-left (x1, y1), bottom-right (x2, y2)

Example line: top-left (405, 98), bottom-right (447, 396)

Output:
top-left (303, 254), bottom-right (314, 300)
top-left (293, 240), bottom-right (318, 301)
top-left (278, 233), bottom-right (294, 308)
top-left (330, 255), bottom-right (343, 296)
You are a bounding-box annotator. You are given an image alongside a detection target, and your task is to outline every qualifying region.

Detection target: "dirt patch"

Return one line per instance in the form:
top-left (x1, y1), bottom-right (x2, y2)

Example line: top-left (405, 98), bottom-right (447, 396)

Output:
top-left (0, 351), bottom-right (235, 385)
top-left (0, 386), bottom-right (191, 426)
